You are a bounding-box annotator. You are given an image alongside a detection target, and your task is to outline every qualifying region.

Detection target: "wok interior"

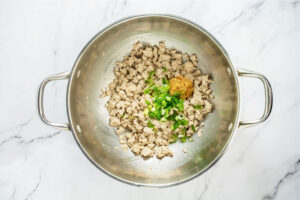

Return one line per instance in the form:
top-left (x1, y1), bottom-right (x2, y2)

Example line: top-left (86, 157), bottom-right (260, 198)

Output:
top-left (68, 16), bottom-right (239, 185)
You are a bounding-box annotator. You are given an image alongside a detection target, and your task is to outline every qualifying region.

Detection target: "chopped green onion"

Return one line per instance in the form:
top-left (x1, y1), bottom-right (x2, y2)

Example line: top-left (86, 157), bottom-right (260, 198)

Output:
top-left (173, 92), bottom-right (181, 97)
top-left (167, 112), bottom-right (178, 122)
top-left (142, 71), bottom-right (193, 143)
top-left (152, 86), bottom-right (160, 95)
top-left (148, 112), bottom-right (155, 119)
top-left (144, 88), bottom-right (151, 94)
top-left (145, 71), bottom-right (155, 86)
top-left (193, 105), bottom-right (202, 110)
top-left (178, 119), bottom-right (188, 126)
top-left (158, 85), bottom-right (169, 93)
top-left (183, 119), bottom-right (189, 126)
top-left (161, 100), bottom-right (167, 108)
top-left (170, 134), bottom-right (178, 143)
top-left (175, 115), bottom-right (183, 121)
top-left (171, 122), bottom-right (179, 130)
top-left (163, 108), bottom-right (170, 117)
top-left (144, 108), bottom-right (149, 115)
top-left (160, 117), bottom-right (166, 122)
top-left (129, 116), bottom-right (135, 120)
top-left (189, 138), bottom-right (194, 142)
top-left (163, 66), bottom-right (167, 72)
top-left (148, 121), bottom-right (155, 128)
top-left (191, 125), bottom-right (196, 132)
top-left (145, 100), bottom-right (151, 105)
top-left (176, 99), bottom-right (184, 111)
top-left (181, 136), bottom-right (187, 143)
top-left (149, 70), bottom-right (155, 77)
top-left (162, 77), bottom-right (169, 85)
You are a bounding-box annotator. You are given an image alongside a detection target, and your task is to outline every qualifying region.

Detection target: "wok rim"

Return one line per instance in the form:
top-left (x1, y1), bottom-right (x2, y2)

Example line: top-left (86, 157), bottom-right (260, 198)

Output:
top-left (66, 14), bottom-right (241, 187)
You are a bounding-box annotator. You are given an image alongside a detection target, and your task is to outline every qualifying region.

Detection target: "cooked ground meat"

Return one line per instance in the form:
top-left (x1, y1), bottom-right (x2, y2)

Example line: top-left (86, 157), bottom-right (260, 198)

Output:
top-left (102, 41), bottom-right (213, 159)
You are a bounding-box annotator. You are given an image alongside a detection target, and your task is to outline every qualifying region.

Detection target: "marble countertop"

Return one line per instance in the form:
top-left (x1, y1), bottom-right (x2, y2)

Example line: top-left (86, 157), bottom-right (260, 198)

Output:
top-left (0, 0), bottom-right (299, 199)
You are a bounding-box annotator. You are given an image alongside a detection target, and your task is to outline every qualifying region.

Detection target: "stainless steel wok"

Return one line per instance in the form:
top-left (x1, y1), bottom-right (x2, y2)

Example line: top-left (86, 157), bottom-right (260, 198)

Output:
top-left (38, 15), bottom-right (273, 187)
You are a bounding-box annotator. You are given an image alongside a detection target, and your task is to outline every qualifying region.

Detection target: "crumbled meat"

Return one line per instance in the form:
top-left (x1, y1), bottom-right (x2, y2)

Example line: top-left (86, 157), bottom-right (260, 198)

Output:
top-left (102, 41), bottom-right (213, 159)
top-left (141, 147), bottom-right (153, 157)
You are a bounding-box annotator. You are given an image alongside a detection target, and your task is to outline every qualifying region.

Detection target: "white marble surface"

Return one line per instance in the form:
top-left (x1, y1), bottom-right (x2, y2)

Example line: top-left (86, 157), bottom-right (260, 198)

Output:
top-left (0, 0), bottom-right (299, 199)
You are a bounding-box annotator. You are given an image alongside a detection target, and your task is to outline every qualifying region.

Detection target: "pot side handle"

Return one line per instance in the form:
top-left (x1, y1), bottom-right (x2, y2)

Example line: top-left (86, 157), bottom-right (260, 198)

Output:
top-left (38, 71), bottom-right (71, 131)
top-left (237, 69), bottom-right (273, 129)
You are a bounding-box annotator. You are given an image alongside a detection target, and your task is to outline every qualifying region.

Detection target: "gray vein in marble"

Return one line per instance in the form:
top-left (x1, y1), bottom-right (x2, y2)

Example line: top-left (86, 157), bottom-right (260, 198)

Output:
top-left (262, 159), bottom-right (300, 200)
top-left (252, 0), bottom-right (266, 9)
top-left (215, 0), bottom-right (266, 33)
top-left (197, 182), bottom-right (208, 200)
top-left (114, 0), bottom-right (125, 17)
top-left (0, 117), bottom-right (34, 134)
top-left (292, 0), bottom-right (300, 7)
top-left (10, 187), bottom-right (16, 200)
top-left (102, 1), bottom-right (110, 21)
top-left (99, 0), bottom-right (113, 28)
top-left (0, 135), bottom-right (22, 147)
top-left (22, 131), bottom-right (62, 144)
top-left (193, 172), bottom-right (211, 200)
top-left (0, 131), bottom-right (62, 147)
top-left (25, 173), bottom-right (42, 200)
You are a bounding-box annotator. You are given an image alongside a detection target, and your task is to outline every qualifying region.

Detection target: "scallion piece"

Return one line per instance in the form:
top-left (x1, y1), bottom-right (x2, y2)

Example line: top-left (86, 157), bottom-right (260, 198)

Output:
top-left (191, 125), bottom-right (196, 132)
top-left (171, 122), bottom-right (179, 130)
top-left (148, 121), bottom-right (155, 128)
top-left (170, 134), bottom-right (178, 143)
top-left (181, 136), bottom-right (187, 143)
top-left (162, 77), bottom-right (169, 85)
top-left (193, 105), bottom-right (202, 110)
top-left (144, 108), bottom-right (149, 115)
top-left (149, 70), bottom-right (155, 77)
top-left (144, 88), bottom-right (150, 94)
top-left (145, 100), bottom-right (151, 105)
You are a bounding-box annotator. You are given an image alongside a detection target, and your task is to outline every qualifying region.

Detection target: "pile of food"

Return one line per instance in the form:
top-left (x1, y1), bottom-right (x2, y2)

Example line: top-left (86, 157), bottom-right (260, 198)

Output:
top-left (101, 41), bottom-right (213, 158)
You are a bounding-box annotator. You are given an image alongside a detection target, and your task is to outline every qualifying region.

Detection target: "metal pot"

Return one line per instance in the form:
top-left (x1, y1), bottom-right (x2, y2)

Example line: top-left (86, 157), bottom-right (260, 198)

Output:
top-left (38, 15), bottom-right (273, 187)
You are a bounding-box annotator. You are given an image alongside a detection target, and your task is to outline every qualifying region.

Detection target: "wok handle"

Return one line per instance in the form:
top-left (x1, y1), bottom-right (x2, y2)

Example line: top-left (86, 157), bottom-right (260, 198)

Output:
top-left (237, 69), bottom-right (273, 129)
top-left (38, 71), bottom-right (71, 131)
